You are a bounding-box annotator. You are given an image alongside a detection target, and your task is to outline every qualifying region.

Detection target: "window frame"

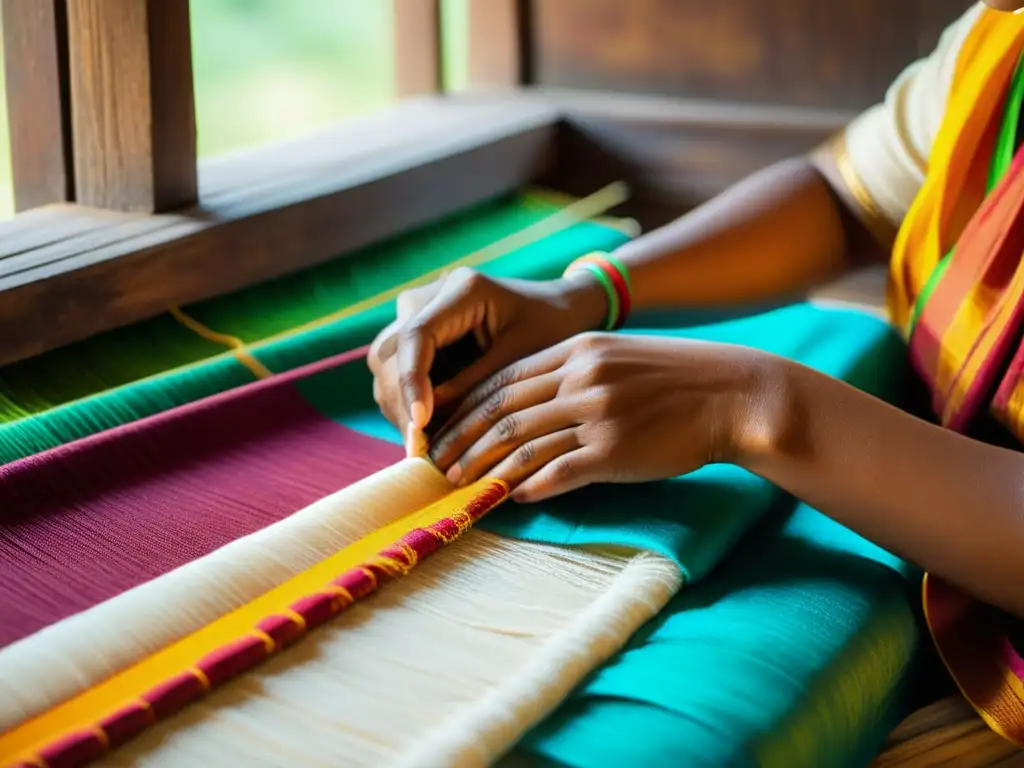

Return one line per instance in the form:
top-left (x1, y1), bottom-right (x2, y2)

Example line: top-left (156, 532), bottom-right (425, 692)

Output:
top-left (0, 0), bottom-right (847, 368)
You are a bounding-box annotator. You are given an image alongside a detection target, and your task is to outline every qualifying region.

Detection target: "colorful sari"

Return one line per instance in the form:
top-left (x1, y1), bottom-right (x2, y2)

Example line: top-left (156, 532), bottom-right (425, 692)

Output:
top-left (884, 6), bottom-right (1024, 746)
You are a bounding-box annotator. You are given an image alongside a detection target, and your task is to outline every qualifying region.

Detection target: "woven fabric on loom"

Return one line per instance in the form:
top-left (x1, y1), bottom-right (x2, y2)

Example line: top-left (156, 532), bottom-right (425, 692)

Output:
top-left (0, 191), bottom-right (925, 766)
top-left (0, 192), bottom-right (633, 464)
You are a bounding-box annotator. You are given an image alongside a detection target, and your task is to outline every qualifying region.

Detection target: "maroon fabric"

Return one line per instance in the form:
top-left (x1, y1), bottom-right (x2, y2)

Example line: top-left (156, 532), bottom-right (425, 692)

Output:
top-left (0, 352), bottom-right (402, 648)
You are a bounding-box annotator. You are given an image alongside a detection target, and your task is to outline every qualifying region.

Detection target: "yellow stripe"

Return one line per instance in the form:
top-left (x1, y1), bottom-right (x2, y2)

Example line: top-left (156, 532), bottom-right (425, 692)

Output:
top-left (890, 10), bottom-right (1024, 328)
top-left (0, 479), bottom-right (507, 763)
top-left (922, 574), bottom-right (1024, 746)
top-left (169, 308), bottom-right (274, 380)
top-left (939, 271), bottom-right (1024, 424)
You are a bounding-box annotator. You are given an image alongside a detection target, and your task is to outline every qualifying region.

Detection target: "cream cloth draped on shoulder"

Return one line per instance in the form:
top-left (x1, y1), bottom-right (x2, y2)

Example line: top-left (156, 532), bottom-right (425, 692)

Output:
top-left (834, 3), bottom-right (984, 241)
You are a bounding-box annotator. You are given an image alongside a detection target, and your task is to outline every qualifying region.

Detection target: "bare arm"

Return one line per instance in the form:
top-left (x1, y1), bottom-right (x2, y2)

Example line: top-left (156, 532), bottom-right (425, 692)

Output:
top-left (736, 357), bottom-right (1024, 619)
top-left (595, 153), bottom-right (884, 313)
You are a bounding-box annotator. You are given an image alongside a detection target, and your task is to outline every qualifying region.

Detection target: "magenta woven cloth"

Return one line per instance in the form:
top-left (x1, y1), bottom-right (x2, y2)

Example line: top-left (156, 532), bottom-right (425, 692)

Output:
top-left (0, 350), bottom-right (401, 649)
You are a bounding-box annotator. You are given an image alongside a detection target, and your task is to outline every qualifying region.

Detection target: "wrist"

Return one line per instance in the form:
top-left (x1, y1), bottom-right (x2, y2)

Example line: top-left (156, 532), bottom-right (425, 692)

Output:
top-left (719, 351), bottom-right (795, 469)
top-left (555, 270), bottom-right (612, 334)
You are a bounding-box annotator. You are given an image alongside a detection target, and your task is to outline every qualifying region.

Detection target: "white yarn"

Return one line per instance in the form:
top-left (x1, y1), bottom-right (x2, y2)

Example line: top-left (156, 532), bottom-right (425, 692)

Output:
top-left (98, 533), bottom-right (681, 767)
top-left (0, 456), bottom-right (683, 766)
top-left (0, 458), bottom-right (451, 731)
top-left (398, 549), bottom-right (681, 768)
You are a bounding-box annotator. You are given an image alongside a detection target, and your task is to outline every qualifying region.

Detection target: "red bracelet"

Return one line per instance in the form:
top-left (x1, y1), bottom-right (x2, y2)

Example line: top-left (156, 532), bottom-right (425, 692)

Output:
top-left (564, 253), bottom-right (633, 330)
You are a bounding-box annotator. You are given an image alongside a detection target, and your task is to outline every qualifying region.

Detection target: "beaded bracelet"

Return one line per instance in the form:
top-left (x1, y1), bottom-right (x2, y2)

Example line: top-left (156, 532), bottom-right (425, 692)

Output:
top-left (563, 252), bottom-right (633, 331)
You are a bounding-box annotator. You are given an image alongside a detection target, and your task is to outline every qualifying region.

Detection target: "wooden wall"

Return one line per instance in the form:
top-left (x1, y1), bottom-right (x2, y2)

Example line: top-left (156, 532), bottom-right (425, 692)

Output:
top-left (532, 0), bottom-right (973, 110)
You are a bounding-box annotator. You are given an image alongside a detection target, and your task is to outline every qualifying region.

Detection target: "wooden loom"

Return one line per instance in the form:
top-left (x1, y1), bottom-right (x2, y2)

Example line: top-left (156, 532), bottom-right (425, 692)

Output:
top-left (2, 0), bottom-right (1021, 766)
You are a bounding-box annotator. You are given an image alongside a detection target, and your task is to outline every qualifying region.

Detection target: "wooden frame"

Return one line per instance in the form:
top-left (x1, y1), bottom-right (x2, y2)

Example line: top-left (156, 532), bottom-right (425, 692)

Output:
top-left (1, 0), bottom-right (74, 212)
top-left (394, 0), bottom-right (442, 97)
top-left (0, 0), bottom-right (845, 368)
top-left (66, 0), bottom-right (197, 213)
top-left (466, 0), bottom-right (524, 89)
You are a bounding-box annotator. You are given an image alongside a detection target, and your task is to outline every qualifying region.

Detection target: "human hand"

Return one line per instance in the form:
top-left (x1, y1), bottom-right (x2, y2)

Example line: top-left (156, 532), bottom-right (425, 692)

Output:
top-left (427, 332), bottom-right (772, 502)
top-left (368, 267), bottom-right (609, 453)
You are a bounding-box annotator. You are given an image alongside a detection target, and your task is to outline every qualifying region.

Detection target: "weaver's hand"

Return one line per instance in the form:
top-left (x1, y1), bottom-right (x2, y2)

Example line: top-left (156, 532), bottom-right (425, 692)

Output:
top-left (427, 333), bottom-right (771, 502)
top-left (368, 267), bottom-right (608, 451)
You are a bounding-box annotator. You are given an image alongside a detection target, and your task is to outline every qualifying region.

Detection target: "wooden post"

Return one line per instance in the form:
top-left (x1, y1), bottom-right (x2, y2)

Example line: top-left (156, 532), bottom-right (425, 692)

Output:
top-left (394, 0), bottom-right (442, 98)
top-left (1, 0), bottom-right (75, 211)
top-left (466, 0), bottom-right (524, 89)
top-left (66, 0), bottom-right (197, 213)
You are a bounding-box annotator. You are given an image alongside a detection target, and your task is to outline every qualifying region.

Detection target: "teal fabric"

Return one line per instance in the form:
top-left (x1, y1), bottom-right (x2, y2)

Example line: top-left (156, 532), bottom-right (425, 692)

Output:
top-left (300, 302), bottom-right (921, 767)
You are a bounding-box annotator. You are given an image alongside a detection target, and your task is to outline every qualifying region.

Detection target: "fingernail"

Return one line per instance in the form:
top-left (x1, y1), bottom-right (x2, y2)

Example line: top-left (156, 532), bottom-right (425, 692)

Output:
top-left (446, 463), bottom-right (463, 487)
top-left (410, 401), bottom-right (429, 429)
top-left (405, 424), bottom-right (427, 458)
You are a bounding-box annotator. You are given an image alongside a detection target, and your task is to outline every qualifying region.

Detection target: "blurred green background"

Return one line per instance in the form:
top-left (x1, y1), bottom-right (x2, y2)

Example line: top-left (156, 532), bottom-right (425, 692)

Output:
top-left (0, 0), bottom-right (469, 220)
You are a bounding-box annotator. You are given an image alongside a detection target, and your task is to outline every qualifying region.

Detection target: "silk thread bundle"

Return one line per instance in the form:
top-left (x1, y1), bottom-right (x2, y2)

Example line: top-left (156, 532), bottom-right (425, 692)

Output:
top-left (0, 457), bottom-right (682, 767)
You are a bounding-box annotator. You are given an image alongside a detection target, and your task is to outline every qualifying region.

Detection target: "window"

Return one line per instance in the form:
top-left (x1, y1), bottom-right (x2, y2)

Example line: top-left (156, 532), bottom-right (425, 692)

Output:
top-left (0, 0), bottom-right (528, 367)
top-left (189, 0), bottom-right (397, 158)
top-left (0, 13), bottom-right (13, 221)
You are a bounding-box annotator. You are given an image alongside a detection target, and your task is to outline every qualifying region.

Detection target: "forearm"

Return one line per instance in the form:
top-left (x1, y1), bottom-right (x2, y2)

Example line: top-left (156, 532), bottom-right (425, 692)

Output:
top-left (737, 357), bottom-right (1024, 618)
top-left (608, 155), bottom-right (875, 310)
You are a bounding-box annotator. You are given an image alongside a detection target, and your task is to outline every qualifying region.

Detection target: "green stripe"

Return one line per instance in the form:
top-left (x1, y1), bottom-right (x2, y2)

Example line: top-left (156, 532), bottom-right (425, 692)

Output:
top-left (907, 51), bottom-right (1024, 336)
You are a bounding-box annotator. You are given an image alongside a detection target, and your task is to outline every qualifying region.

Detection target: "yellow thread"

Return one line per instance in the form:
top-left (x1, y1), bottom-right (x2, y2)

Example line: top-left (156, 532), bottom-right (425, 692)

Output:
top-left (192, 668), bottom-right (212, 691)
top-left (155, 183), bottom-right (630, 379)
top-left (322, 584), bottom-right (355, 601)
top-left (93, 726), bottom-right (110, 750)
top-left (395, 540), bottom-right (419, 567)
top-left (169, 307), bottom-right (274, 380)
top-left (366, 555), bottom-right (412, 577)
top-left (252, 630), bottom-right (276, 654)
top-left (284, 609), bottom-right (307, 630)
top-left (320, 585), bottom-right (356, 609)
top-left (359, 567), bottom-right (379, 589)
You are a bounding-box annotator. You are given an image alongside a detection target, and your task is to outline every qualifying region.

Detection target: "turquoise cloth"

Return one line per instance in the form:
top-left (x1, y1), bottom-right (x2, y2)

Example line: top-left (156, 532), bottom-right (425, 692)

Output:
top-left (310, 302), bottom-right (921, 767)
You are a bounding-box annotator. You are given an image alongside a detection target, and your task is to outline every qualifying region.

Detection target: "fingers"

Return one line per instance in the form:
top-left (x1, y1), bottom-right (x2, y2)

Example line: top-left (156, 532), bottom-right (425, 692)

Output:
top-left (441, 399), bottom-right (579, 488)
top-left (368, 319), bottom-right (401, 375)
top-left (430, 372), bottom-right (563, 470)
top-left (389, 269), bottom-right (490, 430)
top-left (488, 428), bottom-right (580, 490)
top-left (510, 447), bottom-right (601, 504)
top-left (396, 321), bottom-right (436, 430)
top-left (372, 358), bottom-right (408, 428)
top-left (438, 341), bottom-right (573, 425)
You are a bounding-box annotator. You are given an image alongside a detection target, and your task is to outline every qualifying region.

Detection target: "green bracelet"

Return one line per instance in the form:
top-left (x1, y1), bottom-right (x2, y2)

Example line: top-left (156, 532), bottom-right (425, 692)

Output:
top-left (571, 261), bottom-right (620, 331)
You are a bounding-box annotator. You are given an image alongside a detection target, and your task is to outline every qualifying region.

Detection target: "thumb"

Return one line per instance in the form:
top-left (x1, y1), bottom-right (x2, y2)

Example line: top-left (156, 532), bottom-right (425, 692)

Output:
top-left (392, 270), bottom-right (490, 429)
